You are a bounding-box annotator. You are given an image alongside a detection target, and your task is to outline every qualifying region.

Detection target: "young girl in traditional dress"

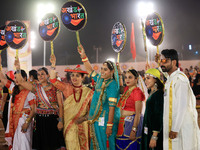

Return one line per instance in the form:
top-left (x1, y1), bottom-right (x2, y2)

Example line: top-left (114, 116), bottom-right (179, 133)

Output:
top-left (49, 54), bottom-right (93, 150)
top-left (78, 45), bottom-right (120, 150)
top-left (116, 66), bottom-right (145, 150)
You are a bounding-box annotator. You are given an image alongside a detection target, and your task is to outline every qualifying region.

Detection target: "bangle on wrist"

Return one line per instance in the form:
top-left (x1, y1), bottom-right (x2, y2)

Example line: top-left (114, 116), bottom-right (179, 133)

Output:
top-left (0, 111), bottom-right (3, 115)
top-left (50, 78), bottom-right (57, 83)
top-left (16, 69), bottom-right (21, 74)
top-left (51, 66), bottom-right (56, 70)
top-left (132, 126), bottom-right (137, 132)
top-left (57, 117), bottom-right (63, 123)
top-left (25, 118), bottom-right (31, 124)
top-left (82, 57), bottom-right (88, 62)
top-left (84, 116), bottom-right (88, 121)
top-left (151, 135), bottom-right (158, 141)
top-left (0, 65), bottom-right (2, 71)
top-left (107, 122), bottom-right (113, 127)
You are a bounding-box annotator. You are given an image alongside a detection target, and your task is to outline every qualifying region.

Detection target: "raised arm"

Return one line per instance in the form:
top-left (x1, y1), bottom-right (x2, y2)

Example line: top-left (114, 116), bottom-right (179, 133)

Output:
top-left (78, 45), bottom-right (93, 75)
top-left (0, 55), bottom-right (8, 86)
top-left (116, 62), bottom-right (124, 94)
top-left (49, 54), bottom-right (68, 92)
top-left (14, 58), bottom-right (34, 92)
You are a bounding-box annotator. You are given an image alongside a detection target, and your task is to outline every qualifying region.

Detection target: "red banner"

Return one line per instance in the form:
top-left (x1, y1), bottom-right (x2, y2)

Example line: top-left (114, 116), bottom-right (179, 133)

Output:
top-left (130, 23), bottom-right (136, 60)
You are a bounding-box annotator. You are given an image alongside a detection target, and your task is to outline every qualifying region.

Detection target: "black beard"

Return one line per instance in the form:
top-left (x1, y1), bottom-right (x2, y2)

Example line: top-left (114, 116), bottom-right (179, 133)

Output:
top-left (161, 66), bottom-right (168, 72)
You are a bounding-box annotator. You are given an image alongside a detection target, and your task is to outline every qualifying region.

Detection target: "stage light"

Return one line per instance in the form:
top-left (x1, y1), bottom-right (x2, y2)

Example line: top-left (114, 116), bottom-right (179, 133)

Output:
top-left (107, 58), bottom-right (116, 63)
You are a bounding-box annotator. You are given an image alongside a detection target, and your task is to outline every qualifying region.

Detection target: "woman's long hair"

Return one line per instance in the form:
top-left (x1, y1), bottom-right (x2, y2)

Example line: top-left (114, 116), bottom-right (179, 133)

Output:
top-left (12, 70), bottom-right (27, 103)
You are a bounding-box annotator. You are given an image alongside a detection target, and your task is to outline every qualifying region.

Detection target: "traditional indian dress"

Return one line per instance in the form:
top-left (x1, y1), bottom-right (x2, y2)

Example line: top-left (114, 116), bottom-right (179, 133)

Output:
top-left (5, 81), bottom-right (36, 150)
top-left (163, 69), bottom-right (200, 150)
top-left (51, 79), bottom-right (93, 150)
top-left (32, 83), bottom-right (65, 150)
top-left (140, 89), bottom-right (164, 150)
top-left (116, 86), bottom-right (145, 150)
top-left (89, 71), bottom-right (120, 150)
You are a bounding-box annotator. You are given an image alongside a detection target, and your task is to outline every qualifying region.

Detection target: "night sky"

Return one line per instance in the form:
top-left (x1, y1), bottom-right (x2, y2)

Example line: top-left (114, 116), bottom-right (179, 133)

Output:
top-left (0, 0), bottom-right (200, 67)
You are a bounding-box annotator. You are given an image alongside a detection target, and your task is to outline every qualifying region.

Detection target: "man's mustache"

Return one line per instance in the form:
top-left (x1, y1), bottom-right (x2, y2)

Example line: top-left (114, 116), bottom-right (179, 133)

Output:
top-left (161, 66), bottom-right (166, 69)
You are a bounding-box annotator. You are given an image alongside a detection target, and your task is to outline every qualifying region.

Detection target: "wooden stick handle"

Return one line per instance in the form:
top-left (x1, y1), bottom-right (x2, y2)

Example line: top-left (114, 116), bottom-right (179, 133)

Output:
top-left (117, 53), bottom-right (120, 63)
top-left (16, 49), bottom-right (19, 60)
top-left (51, 41), bottom-right (54, 55)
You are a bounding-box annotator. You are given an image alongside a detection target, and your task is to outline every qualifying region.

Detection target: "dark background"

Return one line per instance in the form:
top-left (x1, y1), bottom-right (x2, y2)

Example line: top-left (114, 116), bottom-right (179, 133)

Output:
top-left (0, 0), bottom-right (200, 67)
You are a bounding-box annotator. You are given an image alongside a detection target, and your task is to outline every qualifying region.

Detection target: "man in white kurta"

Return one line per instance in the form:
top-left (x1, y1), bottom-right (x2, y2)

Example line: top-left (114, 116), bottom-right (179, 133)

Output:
top-left (159, 49), bottom-right (200, 150)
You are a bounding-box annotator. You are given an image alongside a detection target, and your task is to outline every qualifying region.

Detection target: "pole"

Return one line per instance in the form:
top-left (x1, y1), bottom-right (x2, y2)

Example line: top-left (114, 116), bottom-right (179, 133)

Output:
top-left (96, 48), bottom-right (98, 63)
top-left (44, 41), bottom-right (46, 67)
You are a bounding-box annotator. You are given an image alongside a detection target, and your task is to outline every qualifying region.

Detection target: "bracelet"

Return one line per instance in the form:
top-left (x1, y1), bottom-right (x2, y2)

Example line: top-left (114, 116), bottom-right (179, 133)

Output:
top-left (57, 117), bottom-right (63, 123)
top-left (81, 56), bottom-right (87, 59)
top-left (0, 65), bottom-right (2, 71)
top-left (84, 116), bottom-right (88, 121)
top-left (82, 57), bottom-right (88, 62)
top-left (132, 127), bottom-right (137, 132)
top-left (50, 78), bottom-right (57, 83)
top-left (25, 118), bottom-right (31, 124)
top-left (0, 111), bottom-right (3, 115)
top-left (107, 123), bottom-right (113, 127)
top-left (151, 135), bottom-right (158, 141)
top-left (51, 66), bottom-right (56, 70)
top-left (16, 69), bottom-right (21, 74)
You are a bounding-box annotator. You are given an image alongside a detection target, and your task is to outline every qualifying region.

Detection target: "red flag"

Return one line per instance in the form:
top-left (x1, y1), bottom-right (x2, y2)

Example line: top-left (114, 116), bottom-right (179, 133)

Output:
top-left (130, 23), bottom-right (136, 60)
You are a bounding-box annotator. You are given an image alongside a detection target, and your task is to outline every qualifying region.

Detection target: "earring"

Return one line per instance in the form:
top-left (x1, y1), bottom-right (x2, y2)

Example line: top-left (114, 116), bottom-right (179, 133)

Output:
top-left (111, 74), bottom-right (113, 79)
top-left (154, 83), bottom-right (158, 90)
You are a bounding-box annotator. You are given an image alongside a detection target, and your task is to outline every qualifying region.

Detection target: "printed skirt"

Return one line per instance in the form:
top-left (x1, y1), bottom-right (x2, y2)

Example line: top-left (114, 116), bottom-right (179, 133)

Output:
top-left (116, 115), bottom-right (143, 150)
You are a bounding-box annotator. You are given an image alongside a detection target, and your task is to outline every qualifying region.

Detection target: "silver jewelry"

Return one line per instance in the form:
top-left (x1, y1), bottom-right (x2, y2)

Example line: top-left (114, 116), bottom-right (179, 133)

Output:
top-left (51, 66), bottom-right (56, 70)
top-left (151, 135), bottom-right (158, 141)
top-left (16, 69), bottom-right (21, 74)
top-left (57, 117), bottom-right (63, 123)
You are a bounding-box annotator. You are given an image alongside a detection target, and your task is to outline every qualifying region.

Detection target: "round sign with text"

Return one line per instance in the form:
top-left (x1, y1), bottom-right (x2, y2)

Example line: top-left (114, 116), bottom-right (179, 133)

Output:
top-left (111, 22), bottom-right (127, 53)
top-left (61, 1), bottom-right (87, 31)
top-left (0, 25), bottom-right (8, 50)
top-left (39, 13), bottom-right (60, 41)
top-left (145, 12), bottom-right (164, 46)
top-left (5, 20), bottom-right (27, 49)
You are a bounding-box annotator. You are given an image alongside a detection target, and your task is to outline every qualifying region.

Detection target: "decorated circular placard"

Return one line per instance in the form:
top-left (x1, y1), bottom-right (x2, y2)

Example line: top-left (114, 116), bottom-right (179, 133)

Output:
top-left (0, 25), bottom-right (8, 50)
top-left (145, 12), bottom-right (164, 46)
top-left (39, 13), bottom-right (60, 41)
top-left (61, 1), bottom-right (87, 31)
top-left (5, 20), bottom-right (27, 49)
top-left (111, 22), bottom-right (127, 53)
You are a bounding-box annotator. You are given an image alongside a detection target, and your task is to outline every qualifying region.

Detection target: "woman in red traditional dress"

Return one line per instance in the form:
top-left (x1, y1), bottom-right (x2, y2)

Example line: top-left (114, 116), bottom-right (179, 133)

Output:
top-left (116, 65), bottom-right (145, 150)
top-left (0, 57), bottom-right (36, 150)
top-left (14, 58), bottom-right (65, 150)
top-left (49, 54), bottom-right (93, 150)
